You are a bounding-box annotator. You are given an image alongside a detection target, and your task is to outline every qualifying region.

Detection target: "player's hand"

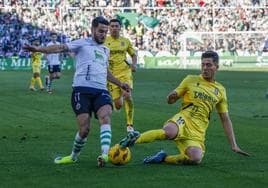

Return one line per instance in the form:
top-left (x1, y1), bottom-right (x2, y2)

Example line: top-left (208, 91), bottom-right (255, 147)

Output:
top-left (167, 91), bottom-right (179, 104)
top-left (121, 83), bottom-right (130, 92)
top-left (23, 45), bottom-right (39, 52)
top-left (131, 64), bottom-right (137, 72)
top-left (232, 146), bottom-right (250, 156)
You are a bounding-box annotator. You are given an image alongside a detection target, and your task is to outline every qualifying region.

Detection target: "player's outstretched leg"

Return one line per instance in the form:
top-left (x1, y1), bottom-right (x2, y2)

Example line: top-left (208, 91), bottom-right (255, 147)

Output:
top-left (119, 131), bottom-right (140, 148)
top-left (54, 132), bottom-right (87, 165)
top-left (143, 150), bottom-right (167, 164)
top-left (54, 155), bottom-right (77, 164)
top-left (97, 124), bottom-right (112, 167)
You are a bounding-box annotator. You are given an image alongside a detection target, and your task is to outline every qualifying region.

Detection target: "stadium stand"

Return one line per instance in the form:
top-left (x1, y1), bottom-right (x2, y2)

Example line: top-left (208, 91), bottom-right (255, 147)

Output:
top-left (0, 0), bottom-right (267, 58)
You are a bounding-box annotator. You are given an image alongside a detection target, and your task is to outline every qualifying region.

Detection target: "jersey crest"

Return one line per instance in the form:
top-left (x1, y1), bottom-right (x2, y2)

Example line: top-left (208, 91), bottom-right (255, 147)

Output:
top-left (94, 50), bottom-right (104, 61)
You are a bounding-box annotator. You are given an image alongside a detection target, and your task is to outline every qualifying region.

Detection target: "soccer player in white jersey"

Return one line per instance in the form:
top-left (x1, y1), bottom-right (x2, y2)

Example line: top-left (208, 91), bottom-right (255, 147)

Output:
top-left (45, 33), bottom-right (62, 94)
top-left (24, 16), bottom-right (130, 167)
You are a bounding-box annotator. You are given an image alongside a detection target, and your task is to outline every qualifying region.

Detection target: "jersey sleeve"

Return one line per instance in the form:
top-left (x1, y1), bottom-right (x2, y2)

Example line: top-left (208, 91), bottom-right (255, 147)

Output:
top-left (174, 75), bottom-right (190, 97)
top-left (66, 39), bottom-right (84, 53)
top-left (216, 87), bottom-right (228, 113)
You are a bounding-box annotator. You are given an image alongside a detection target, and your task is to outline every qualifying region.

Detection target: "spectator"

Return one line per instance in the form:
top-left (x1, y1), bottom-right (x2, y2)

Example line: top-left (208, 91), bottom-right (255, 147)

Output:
top-left (0, 1), bottom-right (266, 57)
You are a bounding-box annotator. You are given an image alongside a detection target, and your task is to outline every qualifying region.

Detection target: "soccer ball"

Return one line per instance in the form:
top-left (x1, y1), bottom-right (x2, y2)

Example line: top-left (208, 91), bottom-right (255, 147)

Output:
top-left (108, 144), bottom-right (131, 165)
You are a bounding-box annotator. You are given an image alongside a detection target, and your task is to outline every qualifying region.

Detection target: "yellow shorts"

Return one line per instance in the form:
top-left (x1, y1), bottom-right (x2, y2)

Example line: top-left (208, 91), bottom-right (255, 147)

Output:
top-left (108, 74), bottom-right (133, 100)
top-left (32, 64), bottom-right (41, 74)
top-left (166, 112), bottom-right (205, 157)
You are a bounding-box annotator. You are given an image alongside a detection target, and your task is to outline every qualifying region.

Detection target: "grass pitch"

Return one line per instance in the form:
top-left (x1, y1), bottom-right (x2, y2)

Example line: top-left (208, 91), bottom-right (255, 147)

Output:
top-left (0, 69), bottom-right (267, 188)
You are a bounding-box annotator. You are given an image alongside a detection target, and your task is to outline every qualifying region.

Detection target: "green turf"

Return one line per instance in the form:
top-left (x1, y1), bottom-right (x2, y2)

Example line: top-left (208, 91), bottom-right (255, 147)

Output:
top-left (0, 69), bottom-right (267, 188)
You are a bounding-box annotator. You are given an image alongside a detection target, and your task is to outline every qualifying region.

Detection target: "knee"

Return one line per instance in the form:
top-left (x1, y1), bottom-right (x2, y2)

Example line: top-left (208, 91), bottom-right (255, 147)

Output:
top-left (163, 123), bottom-right (178, 139)
top-left (164, 129), bottom-right (177, 139)
top-left (186, 147), bottom-right (203, 165)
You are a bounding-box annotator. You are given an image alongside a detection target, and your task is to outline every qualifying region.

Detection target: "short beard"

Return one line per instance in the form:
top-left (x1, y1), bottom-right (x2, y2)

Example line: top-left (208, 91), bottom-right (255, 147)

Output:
top-left (96, 40), bottom-right (104, 44)
top-left (94, 37), bottom-right (104, 44)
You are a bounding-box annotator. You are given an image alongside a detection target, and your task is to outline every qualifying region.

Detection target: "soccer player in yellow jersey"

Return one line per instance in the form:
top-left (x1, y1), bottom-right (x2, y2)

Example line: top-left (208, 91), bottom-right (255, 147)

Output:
top-left (119, 51), bottom-right (250, 165)
top-left (105, 19), bottom-right (137, 132)
top-left (29, 39), bottom-right (44, 91)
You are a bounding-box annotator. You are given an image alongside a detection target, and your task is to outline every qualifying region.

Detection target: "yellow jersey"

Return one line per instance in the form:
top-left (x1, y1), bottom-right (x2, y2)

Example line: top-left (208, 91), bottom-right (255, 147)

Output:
top-left (31, 52), bottom-right (42, 65)
top-left (174, 75), bottom-right (228, 140)
top-left (105, 36), bottom-right (135, 76)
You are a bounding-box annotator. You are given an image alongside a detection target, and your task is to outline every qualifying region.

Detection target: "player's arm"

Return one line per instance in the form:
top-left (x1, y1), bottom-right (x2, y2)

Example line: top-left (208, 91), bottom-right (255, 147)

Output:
top-left (24, 44), bottom-right (69, 54)
top-left (59, 52), bottom-right (64, 63)
top-left (127, 40), bottom-right (138, 72)
top-left (218, 112), bottom-right (250, 156)
top-left (167, 76), bottom-right (188, 104)
top-left (130, 52), bottom-right (138, 72)
top-left (107, 70), bottom-right (130, 92)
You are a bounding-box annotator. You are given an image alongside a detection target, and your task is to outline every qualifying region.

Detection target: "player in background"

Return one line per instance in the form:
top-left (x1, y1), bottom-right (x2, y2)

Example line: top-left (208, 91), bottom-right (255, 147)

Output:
top-left (29, 38), bottom-right (44, 91)
top-left (262, 37), bottom-right (268, 52)
top-left (24, 16), bottom-right (130, 167)
top-left (259, 37), bottom-right (268, 97)
top-left (119, 51), bottom-right (250, 165)
top-left (45, 33), bottom-right (62, 94)
top-left (105, 18), bottom-right (137, 132)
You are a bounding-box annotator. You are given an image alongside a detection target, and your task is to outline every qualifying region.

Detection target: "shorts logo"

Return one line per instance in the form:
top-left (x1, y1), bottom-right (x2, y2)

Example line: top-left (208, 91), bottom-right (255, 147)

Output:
top-left (176, 117), bottom-right (185, 125)
top-left (76, 103), bottom-right (81, 110)
top-left (214, 88), bottom-right (219, 95)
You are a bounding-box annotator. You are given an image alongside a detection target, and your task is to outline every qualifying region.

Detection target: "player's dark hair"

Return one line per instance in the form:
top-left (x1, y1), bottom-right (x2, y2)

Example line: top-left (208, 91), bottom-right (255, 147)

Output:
top-left (50, 32), bottom-right (57, 36)
top-left (201, 51), bottom-right (219, 64)
top-left (109, 18), bottom-right (122, 26)
top-left (92, 16), bottom-right (109, 28)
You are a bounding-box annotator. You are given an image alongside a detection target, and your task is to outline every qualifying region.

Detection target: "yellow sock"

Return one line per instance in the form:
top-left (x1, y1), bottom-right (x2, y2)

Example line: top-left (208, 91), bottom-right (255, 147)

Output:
top-left (124, 98), bottom-right (134, 125)
top-left (164, 154), bottom-right (189, 164)
top-left (36, 77), bottom-right (44, 89)
top-left (135, 129), bottom-right (166, 144)
top-left (30, 77), bottom-right (36, 88)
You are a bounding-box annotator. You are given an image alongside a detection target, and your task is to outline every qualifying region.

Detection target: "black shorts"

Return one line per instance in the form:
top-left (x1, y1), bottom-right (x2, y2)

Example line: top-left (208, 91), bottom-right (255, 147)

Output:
top-left (48, 65), bottom-right (61, 73)
top-left (71, 87), bottom-right (113, 118)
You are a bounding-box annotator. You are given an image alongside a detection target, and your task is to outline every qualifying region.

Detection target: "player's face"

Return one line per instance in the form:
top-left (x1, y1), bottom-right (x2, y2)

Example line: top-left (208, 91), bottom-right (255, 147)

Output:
top-left (92, 23), bottom-right (109, 44)
top-left (201, 58), bottom-right (218, 82)
top-left (51, 34), bottom-right (57, 42)
top-left (109, 22), bottom-right (121, 37)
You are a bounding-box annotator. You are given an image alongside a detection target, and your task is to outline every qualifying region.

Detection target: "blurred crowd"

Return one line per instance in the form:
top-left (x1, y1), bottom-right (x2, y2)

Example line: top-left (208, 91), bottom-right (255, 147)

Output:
top-left (0, 0), bottom-right (267, 57)
top-left (1, 0), bottom-right (266, 8)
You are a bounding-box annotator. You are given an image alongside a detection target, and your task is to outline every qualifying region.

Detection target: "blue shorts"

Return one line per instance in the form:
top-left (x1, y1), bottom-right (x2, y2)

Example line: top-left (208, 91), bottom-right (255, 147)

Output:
top-left (71, 87), bottom-right (113, 118)
top-left (48, 65), bottom-right (61, 73)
